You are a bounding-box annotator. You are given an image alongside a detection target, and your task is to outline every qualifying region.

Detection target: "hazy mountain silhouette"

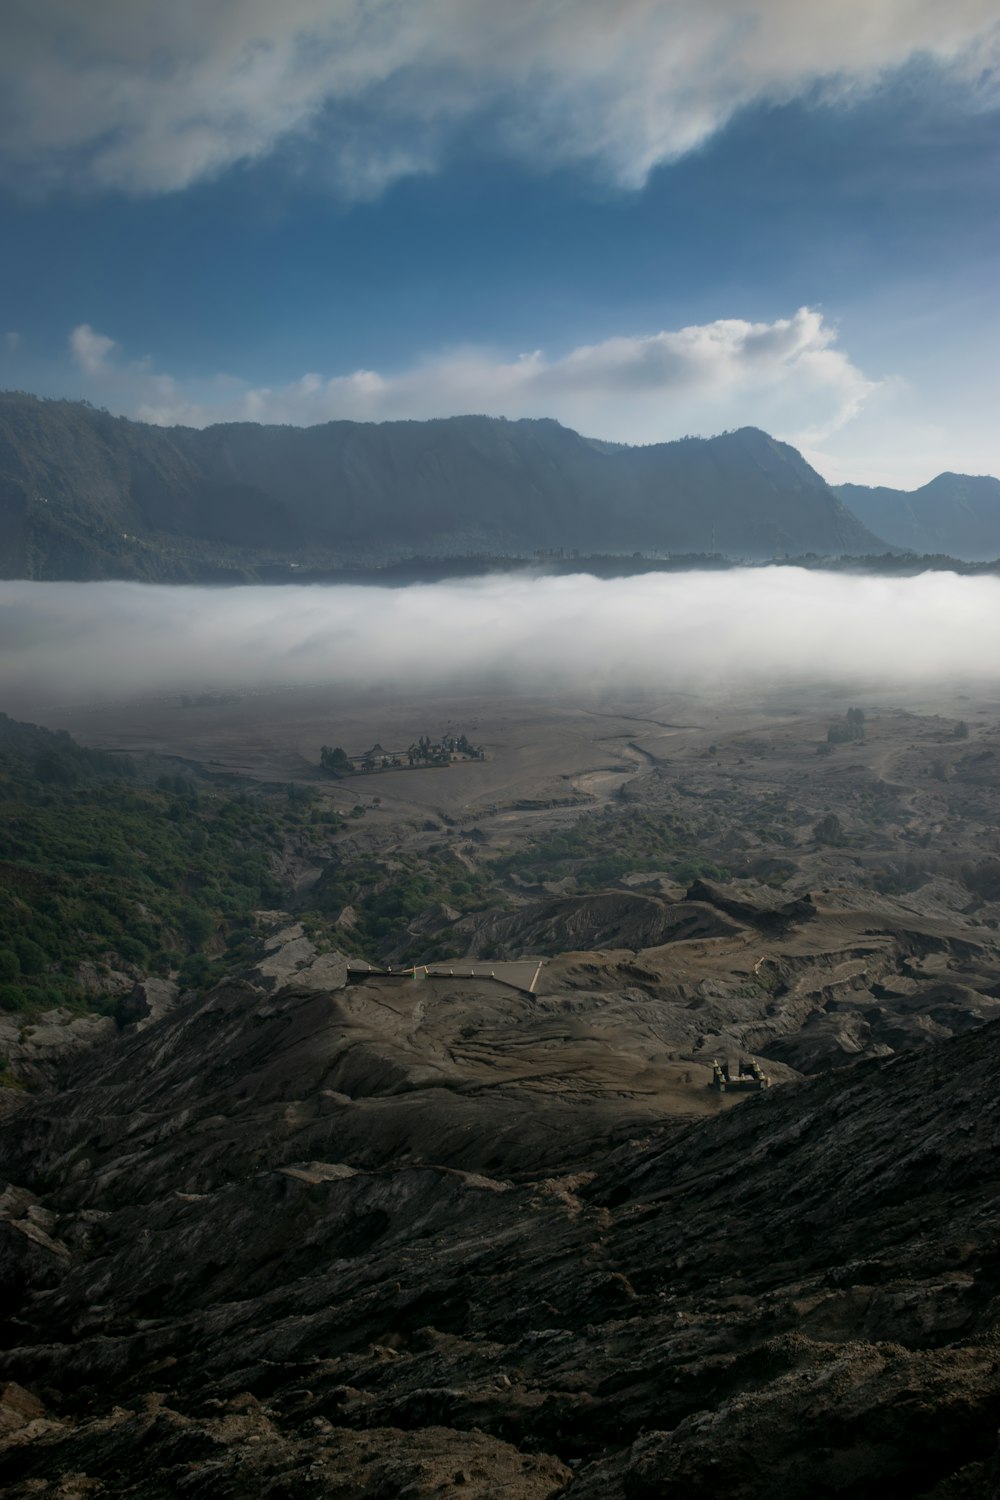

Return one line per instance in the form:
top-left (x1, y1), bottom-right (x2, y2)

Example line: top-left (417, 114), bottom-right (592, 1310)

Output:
top-left (836, 473), bottom-right (1000, 560)
top-left (0, 392), bottom-right (887, 579)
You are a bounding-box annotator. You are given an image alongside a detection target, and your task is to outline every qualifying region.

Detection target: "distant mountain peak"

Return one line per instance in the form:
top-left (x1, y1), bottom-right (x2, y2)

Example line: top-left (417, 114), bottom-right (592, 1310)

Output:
top-left (835, 470), bottom-right (1000, 560)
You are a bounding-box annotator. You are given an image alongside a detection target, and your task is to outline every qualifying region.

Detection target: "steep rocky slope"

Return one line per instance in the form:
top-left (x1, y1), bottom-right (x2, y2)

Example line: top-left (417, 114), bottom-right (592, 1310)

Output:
top-left (3, 938), bottom-right (1000, 1496)
top-left (0, 393), bottom-right (886, 577)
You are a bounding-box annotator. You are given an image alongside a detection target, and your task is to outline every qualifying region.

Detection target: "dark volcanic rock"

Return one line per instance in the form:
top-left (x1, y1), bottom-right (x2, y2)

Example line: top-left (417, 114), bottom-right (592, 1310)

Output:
top-left (2, 969), bottom-right (1000, 1494)
top-left (458, 889), bottom-right (743, 957)
top-left (686, 877), bottom-right (817, 932)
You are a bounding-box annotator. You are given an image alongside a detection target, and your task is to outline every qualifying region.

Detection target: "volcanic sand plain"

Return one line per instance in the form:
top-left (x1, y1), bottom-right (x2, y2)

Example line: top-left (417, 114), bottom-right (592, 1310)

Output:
top-left (17, 676), bottom-right (1000, 865)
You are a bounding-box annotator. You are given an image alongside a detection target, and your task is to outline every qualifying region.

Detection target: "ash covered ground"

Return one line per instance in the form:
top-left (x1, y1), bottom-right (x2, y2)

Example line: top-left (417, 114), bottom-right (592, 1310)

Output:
top-left (3, 680), bottom-right (1000, 1496)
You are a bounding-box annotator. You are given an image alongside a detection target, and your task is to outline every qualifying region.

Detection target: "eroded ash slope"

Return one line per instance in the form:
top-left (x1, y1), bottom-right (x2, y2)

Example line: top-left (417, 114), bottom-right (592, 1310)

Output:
top-left (2, 949), bottom-right (1000, 1497)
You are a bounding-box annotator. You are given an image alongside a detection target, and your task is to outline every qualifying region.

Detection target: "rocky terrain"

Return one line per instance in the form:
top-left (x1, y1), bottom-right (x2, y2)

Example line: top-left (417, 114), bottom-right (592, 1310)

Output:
top-left (3, 690), bottom-right (1000, 1494)
top-left (3, 932), bottom-right (1000, 1496)
top-left (455, 880), bottom-right (1000, 1074)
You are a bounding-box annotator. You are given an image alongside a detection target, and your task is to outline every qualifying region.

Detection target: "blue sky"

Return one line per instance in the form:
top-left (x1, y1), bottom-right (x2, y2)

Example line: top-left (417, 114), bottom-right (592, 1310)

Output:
top-left (1, 2), bottom-right (999, 486)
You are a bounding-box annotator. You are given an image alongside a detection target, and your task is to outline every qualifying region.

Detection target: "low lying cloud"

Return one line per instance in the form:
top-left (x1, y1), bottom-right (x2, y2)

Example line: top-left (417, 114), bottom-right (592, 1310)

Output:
top-left (2, 571), bottom-right (998, 706)
top-left (74, 307), bottom-right (879, 449)
top-left (69, 323), bottom-right (181, 414)
top-left (68, 323), bottom-right (119, 377)
top-left (2, 2), bottom-right (998, 197)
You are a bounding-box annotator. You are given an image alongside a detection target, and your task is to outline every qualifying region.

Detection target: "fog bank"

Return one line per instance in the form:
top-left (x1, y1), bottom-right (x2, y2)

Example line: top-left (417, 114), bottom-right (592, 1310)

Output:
top-left (1, 570), bottom-right (996, 705)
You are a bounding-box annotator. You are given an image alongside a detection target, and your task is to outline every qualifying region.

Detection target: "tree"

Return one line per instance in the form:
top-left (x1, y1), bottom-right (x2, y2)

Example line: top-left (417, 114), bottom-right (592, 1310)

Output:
top-left (828, 709), bottom-right (865, 746)
top-left (13, 938), bottom-right (45, 975)
top-left (178, 903), bottom-right (214, 946)
top-left (813, 812), bottom-right (846, 846)
top-left (320, 745), bottom-right (351, 774)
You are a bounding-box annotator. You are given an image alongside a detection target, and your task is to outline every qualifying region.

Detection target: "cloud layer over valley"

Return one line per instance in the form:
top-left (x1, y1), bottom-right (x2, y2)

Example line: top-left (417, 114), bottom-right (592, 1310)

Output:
top-left (2, 570), bottom-right (998, 707)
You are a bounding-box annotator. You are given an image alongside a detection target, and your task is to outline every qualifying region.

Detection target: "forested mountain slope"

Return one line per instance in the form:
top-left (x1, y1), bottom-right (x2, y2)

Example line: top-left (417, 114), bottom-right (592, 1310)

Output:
top-left (0, 392), bottom-right (886, 578)
top-left (837, 472), bottom-right (1000, 559)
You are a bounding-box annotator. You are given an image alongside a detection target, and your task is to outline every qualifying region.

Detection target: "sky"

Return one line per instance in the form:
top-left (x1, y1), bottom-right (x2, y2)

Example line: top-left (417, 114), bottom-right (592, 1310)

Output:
top-left (1, 1), bottom-right (999, 487)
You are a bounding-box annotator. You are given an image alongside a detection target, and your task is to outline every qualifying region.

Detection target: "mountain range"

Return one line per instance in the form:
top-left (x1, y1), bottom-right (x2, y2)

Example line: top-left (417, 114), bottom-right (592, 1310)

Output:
top-left (835, 473), bottom-right (1000, 559)
top-left (0, 392), bottom-right (884, 580)
top-left (1, 391), bottom-right (998, 580)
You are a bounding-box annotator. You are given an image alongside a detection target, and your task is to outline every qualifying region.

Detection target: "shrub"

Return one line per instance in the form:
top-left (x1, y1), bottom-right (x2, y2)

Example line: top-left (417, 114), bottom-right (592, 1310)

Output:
top-left (12, 939), bottom-right (45, 974)
top-left (813, 812), bottom-right (846, 845)
top-left (0, 984), bottom-right (30, 1012)
top-left (178, 953), bottom-right (211, 988)
top-left (177, 904), bottom-right (214, 946)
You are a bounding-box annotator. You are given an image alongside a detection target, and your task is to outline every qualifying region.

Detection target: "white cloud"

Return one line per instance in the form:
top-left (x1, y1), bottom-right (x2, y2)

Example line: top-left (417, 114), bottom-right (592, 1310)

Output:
top-left (69, 323), bottom-right (120, 376)
top-left (3, 570), bottom-right (1000, 706)
top-left (2, 2), bottom-right (998, 197)
top-left (55, 314), bottom-right (1000, 491)
top-left (4, 331), bottom-right (21, 353)
top-left (128, 307), bottom-right (878, 450)
top-left (67, 322), bottom-right (184, 410)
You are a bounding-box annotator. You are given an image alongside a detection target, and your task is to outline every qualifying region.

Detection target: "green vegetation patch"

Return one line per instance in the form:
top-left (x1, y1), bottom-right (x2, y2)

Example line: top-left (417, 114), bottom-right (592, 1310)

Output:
top-left (0, 714), bottom-right (287, 1012)
top-left (494, 805), bottom-right (730, 890)
top-left (307, 845), bottom-right (497, 963)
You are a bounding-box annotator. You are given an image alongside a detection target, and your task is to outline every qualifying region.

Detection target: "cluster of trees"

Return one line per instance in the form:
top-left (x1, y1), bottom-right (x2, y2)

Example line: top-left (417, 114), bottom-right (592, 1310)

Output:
top-left (408, 734), bottom-right (484, 766)
top-left (320, 733), bottom-right (484, 776)
top-left (495, 806), bottom-right (729, 890)
top-left (827, 707), bottom-right (866, 746)
top-left (407, 737), bottom-right (451, 767)
top-left (0, 711), bottom-right (129, 788)
top-left (813, 812), bottom-right (847, 846)
top-left (320, 745), bottom-right (351, 774)
top-left (0, 717), bottom-right (310, 1015)
top-left (308, 847), bottom-right (494, 960)
top-left (321, 745), bottom-right (404, 774)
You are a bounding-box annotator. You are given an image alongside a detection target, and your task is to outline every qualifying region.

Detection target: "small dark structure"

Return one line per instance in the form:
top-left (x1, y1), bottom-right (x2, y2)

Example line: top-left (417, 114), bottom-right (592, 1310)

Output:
top-left (711, 1056), bottom-right (771, 1092)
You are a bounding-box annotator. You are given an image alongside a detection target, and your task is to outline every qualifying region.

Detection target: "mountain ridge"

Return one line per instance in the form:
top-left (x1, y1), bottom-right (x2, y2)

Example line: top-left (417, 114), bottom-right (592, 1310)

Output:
top-left (0, 391), bottom-right (887, 579)
top-left (836, 471), bottom-right (1000, 559)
